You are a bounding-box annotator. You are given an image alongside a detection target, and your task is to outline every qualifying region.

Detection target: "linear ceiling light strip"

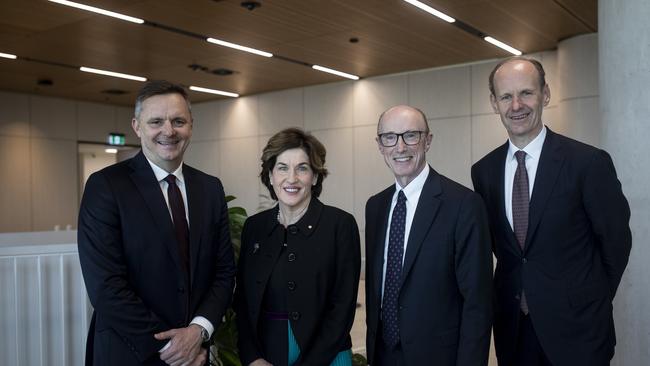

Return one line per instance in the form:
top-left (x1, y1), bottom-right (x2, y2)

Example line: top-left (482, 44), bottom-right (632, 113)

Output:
top-left (312, 65), bottom-right (359, 80)
top-left (189, 86), bottom-right (239, 98)
top-left (402, 0), bottom-right (455, 23)
top-left (48, 0), bottom-right (144, 24)
top-left (0, 52), bottom-right (17, 59)
top-left (206, 38), bottom-right (273, 57)
top-left (80, 66), bottom-right (147, 81)
top-left (484, 36), bottom-right (522, 55)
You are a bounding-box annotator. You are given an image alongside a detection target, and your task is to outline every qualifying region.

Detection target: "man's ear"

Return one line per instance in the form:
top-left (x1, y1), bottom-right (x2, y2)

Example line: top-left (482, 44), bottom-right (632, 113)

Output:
top-left (489, 94), bottom-right (499, 114)
top-left (131, 118), bottom-right (141, 137)
top-left (543, 84), bottom-right (551, 107)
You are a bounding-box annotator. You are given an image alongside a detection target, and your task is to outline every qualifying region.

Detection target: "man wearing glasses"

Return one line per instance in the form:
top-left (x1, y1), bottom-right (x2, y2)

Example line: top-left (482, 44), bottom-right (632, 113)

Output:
top-left (365, 105), bottom-right (493, 366)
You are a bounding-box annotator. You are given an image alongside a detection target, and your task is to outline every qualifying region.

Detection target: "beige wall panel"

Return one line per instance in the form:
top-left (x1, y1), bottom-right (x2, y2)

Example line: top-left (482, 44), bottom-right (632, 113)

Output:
top-left (258, 89), bottom-right (304, 136)
top-left (115, 106), bottom-right (140, 146)
top-left (30, 96), bottom-right (76, 140)
top-left (0, 91), bottom-right (30, 137)
top-left (219, 97), bottom-right (259, 139)
top-left (77, 101), bottom-right (115, 143)
top-left (408, 66), bottom-right (471, 119)
top-left (352, 125), bottom-right (395, 231)
top-left (191, 101), bottom-right (220, 142)
top-left (471, 60), bottom-right (499, 115)
top-left (542, 106), bottom-right (563, 135)
top-left (427, 116), bottom-right (472, 189)
top-left (471, 114), bottom-right (509, 164)
top-left (558, 96), bottom-right (600, 147)
top-left (353, 75), bottom-right (408, 127)
top-left (304, 81), bottom-right (355, 131)
top-left (558, 33), bottom-right (599, 101)
top-left (0, 136), bottom-right (31, 232)
top-left (312, 128), bottom-right (354, 215)
top-left (31, 138), bottom-right (78, 231)
top-left (540, 51), bottom-right (560, 108)
top-left (219, 137), bottom-right (260, 216)
top-left (184, 140), bottom-right (220, 179)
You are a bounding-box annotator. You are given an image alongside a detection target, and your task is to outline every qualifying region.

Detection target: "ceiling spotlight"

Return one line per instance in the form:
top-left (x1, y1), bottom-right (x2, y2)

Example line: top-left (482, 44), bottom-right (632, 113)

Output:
top-left (0, 52), bottom-right (17, 59)
top-left (240, 1), bottom-right (261, 11)
top-left (80, 66), bottom-right (147, 82)
top-left (403, 0), bottom-right (455, 23)
top-left (189, 86), bottom-right (239, 98)
top-left (105, 148), bottom-right (118, 154)
top-left (484, 36), bottom-right (522, 56)
top-left (312, 65), bottom-right (359, 80)
top-left (48, 0), bottom-right (144, 24)
top-left (206, 37), bottom-right (273, 57)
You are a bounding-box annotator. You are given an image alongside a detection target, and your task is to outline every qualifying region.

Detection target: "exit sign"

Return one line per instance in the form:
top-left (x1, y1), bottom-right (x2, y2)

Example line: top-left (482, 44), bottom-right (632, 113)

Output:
top-left (108, 133), bottom-right (125, 146)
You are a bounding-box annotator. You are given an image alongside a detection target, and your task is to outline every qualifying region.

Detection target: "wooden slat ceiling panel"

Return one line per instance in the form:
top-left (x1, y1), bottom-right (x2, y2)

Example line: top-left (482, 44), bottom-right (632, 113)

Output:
top-left (0, 0), bottom-right (597, 106)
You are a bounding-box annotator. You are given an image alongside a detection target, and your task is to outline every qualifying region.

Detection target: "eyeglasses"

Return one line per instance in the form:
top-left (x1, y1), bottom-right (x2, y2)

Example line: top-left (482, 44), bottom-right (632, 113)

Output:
top-left (377, 130), bottom-right (427, 147)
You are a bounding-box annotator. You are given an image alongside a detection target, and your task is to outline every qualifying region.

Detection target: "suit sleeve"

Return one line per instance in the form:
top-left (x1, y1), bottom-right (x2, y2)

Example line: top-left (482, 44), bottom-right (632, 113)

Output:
top-left (194, 180), bottom-right (237, 328)
top-left (296, 213), bottom-right (362, 366)
top-left (234, 218), bottom-right (264, 365)
top-left (582, 150), bottom-right (632, 297)
top-left (77, 171), bottom-right (167, 361)
top-left (454, 192), bottom-right (494, 366)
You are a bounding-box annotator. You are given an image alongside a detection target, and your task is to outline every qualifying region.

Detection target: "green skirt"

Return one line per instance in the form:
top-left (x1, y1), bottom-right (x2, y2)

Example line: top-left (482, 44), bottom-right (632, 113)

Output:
top-left (288, 322), bottom-right (352, 366)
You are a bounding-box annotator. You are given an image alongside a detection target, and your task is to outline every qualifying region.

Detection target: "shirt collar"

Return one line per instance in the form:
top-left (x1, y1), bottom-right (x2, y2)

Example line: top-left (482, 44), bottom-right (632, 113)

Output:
top-left (145, 156), bottom-right (185, 185)
top-left (394, 164), bottom-right (429, 201)
top-left (507, 125), bottom-right (547, 161)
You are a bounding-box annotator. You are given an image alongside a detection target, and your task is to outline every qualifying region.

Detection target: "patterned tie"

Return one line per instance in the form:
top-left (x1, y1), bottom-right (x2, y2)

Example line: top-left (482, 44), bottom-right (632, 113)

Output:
top-left (382, 190), bottom-right (407, 347)
top-left (165, 174), bottom-right (190, 272)
top-left (512, 151), bottom-right (529, 314)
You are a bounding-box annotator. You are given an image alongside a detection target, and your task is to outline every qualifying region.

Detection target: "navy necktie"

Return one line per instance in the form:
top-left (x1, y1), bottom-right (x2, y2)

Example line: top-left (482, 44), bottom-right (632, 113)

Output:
top-left (512, 150), bottom-right (529, 314)
top-left (382, 190), bottom-right (407, 347)
top-left (165, 174), bottom-right (190, 272)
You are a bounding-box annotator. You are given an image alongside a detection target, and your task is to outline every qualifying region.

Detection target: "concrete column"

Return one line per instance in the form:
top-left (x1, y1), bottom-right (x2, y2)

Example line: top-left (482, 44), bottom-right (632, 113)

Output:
top-left (599, 0), bottom-right (650, 365)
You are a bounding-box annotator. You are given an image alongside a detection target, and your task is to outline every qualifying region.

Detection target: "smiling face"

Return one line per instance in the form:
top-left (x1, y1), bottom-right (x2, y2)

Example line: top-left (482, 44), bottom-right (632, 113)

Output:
top-left (269, 148), bottom-right (317, 213)
top-left (132, 93), bottom-right (193, 172)
top-left (377, 106), bottom-right (432, 188)
top-left (490, 60), bottom-right (550, 148)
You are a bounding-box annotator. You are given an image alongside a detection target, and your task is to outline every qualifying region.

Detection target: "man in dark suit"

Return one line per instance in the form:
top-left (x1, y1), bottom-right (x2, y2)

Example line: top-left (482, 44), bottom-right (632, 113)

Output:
top-left (78, 80), bottom-right (236, 366)
top-left (471, 57), bottom-right (632, 366)
top-left (365, 105), bottom-right (493, 366)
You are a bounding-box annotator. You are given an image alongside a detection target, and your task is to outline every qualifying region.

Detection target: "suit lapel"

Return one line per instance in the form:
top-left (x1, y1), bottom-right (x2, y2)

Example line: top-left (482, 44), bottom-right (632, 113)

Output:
top-left (129, 152), bottom-right (184, 274)
top-left (525, 129), bottom-right (564, 252)
top-left (184, 166), bottom-right (204, 286)
top-left (400, 167), bottom-right (441, 288)
top-left (372, 187), bottom-right (394, 304)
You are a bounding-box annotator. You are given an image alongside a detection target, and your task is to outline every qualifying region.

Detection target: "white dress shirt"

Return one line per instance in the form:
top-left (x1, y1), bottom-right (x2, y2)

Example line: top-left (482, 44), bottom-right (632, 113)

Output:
top-left (504, 126), bottom-right (547, 230)
top-left (144, 158), bottom-right (214, 349)
top-left (381, 165), bottom-right (430, 300)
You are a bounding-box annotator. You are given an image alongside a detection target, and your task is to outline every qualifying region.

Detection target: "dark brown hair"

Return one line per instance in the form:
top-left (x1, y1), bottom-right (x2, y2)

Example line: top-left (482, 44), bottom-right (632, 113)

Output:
top-left (260, 128), bottom-right (328, 200)
top-left (134, 80), bottom-right (191, 119)
top-left (488, 56), bottom-right (547, 96)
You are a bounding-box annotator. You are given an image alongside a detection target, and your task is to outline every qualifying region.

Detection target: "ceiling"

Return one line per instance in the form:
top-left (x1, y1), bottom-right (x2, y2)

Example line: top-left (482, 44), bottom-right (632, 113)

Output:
top-left (0, 0), bottom-right (597, 106)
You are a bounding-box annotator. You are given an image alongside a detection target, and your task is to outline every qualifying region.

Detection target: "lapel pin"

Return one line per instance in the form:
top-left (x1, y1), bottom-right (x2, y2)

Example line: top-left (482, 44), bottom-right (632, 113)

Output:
top-left (253, 243), bottom-right (260, 254)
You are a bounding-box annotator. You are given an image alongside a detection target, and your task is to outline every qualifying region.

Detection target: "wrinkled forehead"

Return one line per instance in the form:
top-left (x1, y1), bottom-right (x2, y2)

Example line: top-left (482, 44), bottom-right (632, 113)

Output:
top-left (493, 61), bottom-right (542, 92)
top-left (378, 109), bottom-right (427, 133)
top-left (140, 93), bottom-right (191, 118)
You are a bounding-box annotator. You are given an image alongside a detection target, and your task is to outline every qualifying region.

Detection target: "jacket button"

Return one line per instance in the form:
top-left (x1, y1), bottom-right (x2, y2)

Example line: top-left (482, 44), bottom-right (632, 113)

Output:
top-left (288, 281), bottom-right (296, 290)
top-left (290, 311), bottom-right (300, 320)
top-left (288, 225), bottom-right (298, 234)
top-left (288, 253), bottom-right (296, 262)
top-left (522, 258), bottom-right (527, 264)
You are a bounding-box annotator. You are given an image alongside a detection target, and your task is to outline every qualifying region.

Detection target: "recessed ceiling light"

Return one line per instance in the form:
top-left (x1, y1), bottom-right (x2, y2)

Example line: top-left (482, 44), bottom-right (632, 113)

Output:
top-left (48, 0), bottom-right (144, 24)
top-left (105, 148), bottom-right (118, 154)
top-left (80, 66), bottom-right (147, 82)
top-left (484, 36), bottom-right (522, 56)
top-left (403, 0), bottom-right (455, 23)
top-left (312, 65), bottom-right (359, 80)
top-left (206, 38), bottom-right (273, 57)
top-left (189, 86), bottom-right (239, 98)
top-left (0, 52), bottom-right (17, 59)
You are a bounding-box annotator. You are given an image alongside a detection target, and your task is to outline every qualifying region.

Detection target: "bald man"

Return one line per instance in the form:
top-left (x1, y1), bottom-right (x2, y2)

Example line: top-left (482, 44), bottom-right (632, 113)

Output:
top-left (365, 105), bottom-right (493, 366)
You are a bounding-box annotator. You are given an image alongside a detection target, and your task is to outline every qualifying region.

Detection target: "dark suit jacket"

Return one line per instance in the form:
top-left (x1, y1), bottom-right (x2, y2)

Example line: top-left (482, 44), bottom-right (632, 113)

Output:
top-left (471, 128), bottom-right (632, 366)
top-left (365, 166), bottom-right (493, 366)
top-left (235, 198), bottom-right (361, 366)
top-left (78, 151), bottom-right (236, 365)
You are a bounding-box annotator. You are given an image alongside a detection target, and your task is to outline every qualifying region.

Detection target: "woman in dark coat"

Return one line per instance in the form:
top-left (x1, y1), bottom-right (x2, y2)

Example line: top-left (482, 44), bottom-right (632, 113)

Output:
top-left (235, 127), bottom-right (361, 366)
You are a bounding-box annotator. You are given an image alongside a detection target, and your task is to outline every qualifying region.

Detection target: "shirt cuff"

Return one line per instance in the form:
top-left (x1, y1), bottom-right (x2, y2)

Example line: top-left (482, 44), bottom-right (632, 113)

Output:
top-left (190, 316), bottom-right (214, 339)
top-left (159, 341), bottom-right (171, 353)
